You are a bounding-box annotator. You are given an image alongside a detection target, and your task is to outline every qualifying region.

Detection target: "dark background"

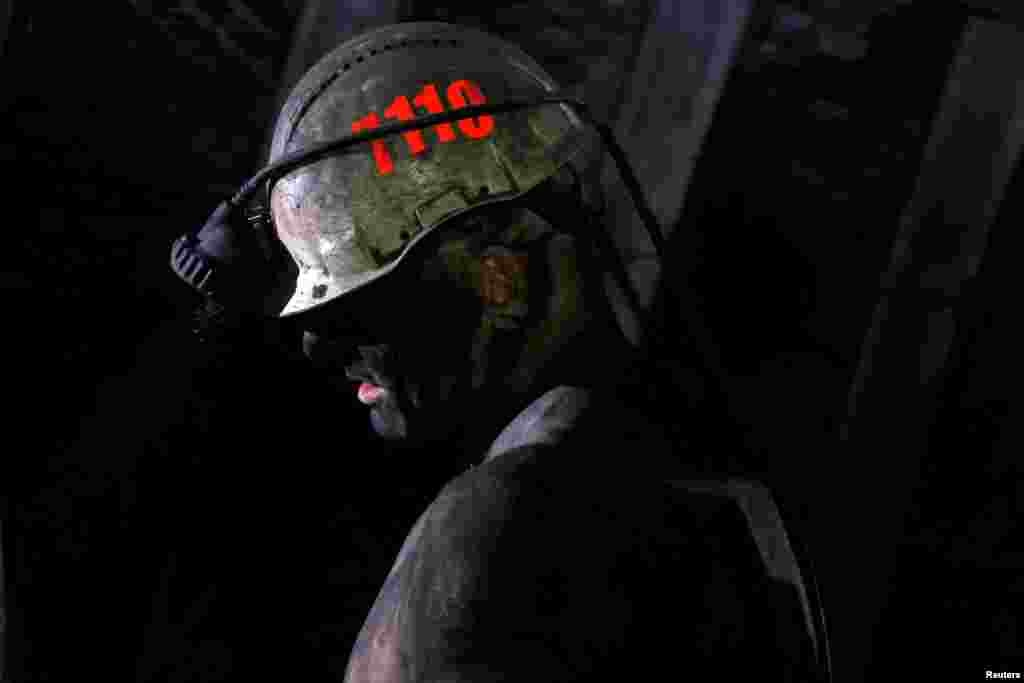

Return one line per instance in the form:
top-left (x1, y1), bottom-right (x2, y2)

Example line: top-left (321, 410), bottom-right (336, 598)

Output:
top-left (1, 1), bottom-right (1020, 681)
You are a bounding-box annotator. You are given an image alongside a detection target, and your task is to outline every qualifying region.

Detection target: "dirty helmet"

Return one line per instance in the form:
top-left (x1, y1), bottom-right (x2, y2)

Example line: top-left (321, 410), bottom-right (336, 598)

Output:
top-left (269, 21), bottom-right (612, 316)
top-left (171, 21), bottom-right (664, 334)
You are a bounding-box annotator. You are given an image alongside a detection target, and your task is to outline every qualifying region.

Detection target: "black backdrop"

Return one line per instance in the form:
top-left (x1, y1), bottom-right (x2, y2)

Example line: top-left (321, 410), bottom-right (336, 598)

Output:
top-left (2, 2), bottom-right (1020, 681)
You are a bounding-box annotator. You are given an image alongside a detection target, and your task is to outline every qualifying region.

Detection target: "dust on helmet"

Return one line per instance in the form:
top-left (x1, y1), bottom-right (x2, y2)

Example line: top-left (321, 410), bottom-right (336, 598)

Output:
top-left (265, 21), bottom-right (601, 317)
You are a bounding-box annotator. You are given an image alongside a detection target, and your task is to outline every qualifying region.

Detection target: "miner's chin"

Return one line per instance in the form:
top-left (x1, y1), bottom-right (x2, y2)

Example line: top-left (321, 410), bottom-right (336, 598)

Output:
top-left (369, 400), bottom-right (409, 441)
top-left (367, 387), bottom-right (473, 448)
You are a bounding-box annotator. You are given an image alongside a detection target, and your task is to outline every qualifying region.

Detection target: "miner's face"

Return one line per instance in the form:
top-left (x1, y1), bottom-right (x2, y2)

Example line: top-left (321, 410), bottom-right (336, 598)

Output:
top-left (303, 203), bottom-right (580, 444)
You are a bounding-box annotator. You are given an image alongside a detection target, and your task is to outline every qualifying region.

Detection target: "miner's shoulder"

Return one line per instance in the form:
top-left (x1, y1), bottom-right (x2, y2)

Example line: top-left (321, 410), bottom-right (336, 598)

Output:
top-left (425, 447), bottom-right (547, 539)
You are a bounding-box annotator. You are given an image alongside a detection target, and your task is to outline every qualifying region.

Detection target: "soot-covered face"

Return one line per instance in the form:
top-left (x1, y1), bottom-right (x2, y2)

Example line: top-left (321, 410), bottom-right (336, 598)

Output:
top-left (302, 202), bottom-right (589, 445)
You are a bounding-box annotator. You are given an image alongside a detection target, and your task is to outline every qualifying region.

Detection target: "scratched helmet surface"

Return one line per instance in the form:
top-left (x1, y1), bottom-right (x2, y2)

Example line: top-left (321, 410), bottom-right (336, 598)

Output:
top-left (267, 21), bottom-right (595, 317)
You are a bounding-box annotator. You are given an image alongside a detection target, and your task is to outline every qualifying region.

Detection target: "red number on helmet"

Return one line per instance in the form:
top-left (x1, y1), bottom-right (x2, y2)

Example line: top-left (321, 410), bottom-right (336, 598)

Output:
top-left (446, 79), bottom-right (495, 140)
top-left (383, 95), bottom-right (427, 155)
top-left (352, 112), bottom-right (394, 175)
top-left (413, 84), bottom-right (457, 143)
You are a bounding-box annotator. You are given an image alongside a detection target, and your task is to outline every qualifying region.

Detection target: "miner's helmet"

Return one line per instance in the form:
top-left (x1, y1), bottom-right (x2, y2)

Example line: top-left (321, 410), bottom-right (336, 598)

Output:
top-left (171, 21), bottom-right (665, 324)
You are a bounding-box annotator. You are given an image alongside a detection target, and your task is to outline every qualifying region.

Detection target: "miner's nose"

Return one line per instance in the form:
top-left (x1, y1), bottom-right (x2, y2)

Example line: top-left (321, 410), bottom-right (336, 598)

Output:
top-left (302, 330), bottom-right (321, 361)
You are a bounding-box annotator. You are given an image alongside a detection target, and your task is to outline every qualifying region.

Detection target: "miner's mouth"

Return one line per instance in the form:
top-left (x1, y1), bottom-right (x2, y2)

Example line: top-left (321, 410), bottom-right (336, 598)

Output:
top-left (344, 343), bottom-right (431, 413)
top-left (356, 382), bottom-right (388, 405)
top-left (343, 345), bottom-right (394, 405)
top-left (343, 342), bottom-right (453, 417)
top-left (343, 348), bottom-right (416, 440)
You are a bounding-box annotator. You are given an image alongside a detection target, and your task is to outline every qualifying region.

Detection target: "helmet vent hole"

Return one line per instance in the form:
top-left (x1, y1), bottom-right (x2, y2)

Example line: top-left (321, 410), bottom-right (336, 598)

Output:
top-left (478, 186), bottom-right (490, 197)
top-left (356, 55), bottom-right (364, 63)
top-left (342, 63), bottom-right (350, 71)
top-left (370, 49), bottom-right (377, 56)
top-left (399, 230), bottom-right (411, 241)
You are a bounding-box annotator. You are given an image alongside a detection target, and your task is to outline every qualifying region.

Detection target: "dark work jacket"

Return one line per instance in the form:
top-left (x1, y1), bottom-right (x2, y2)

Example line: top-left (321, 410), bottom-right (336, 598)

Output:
top-left (343, 386), bottom-right (818, 682)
